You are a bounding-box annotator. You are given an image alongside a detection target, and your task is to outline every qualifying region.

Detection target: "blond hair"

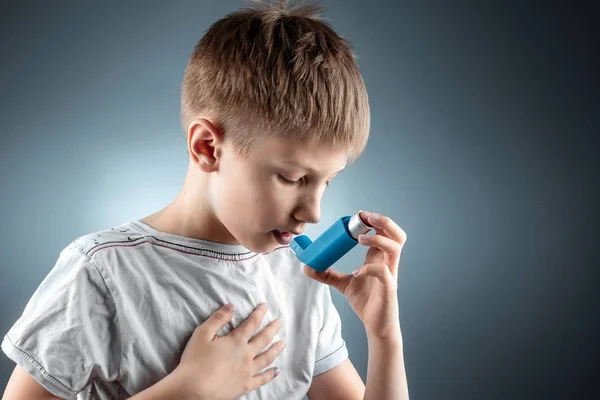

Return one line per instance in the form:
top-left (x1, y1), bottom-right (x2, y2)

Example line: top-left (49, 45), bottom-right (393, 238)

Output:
top-left (181, 0), bottom-right (370, 164)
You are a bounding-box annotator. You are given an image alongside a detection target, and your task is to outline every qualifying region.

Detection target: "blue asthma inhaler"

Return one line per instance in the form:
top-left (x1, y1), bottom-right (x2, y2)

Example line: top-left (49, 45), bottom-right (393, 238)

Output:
top-left (290, 210), bottom-right (373, 272)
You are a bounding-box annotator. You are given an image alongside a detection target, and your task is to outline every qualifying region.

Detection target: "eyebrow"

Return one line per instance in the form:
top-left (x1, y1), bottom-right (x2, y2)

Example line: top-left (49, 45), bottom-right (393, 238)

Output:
top-left (283, 162), bottom-right (346, 175)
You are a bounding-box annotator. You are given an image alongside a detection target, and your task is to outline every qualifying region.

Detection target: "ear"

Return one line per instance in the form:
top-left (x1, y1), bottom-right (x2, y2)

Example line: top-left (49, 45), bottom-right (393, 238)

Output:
top-left (187, 118), bottom-right (224, 173)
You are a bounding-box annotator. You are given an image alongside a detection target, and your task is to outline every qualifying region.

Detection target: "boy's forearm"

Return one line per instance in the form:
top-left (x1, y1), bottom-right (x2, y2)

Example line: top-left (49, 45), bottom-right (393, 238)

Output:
top-left (363, 331), bottom-right (409, 400)
top-left (128, 369), bottom-right (195, 400)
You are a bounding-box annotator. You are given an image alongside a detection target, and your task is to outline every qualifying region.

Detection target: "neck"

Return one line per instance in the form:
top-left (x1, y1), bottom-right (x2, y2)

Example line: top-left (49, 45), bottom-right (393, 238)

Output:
top-left (140, 164), bottom-right (238, 245)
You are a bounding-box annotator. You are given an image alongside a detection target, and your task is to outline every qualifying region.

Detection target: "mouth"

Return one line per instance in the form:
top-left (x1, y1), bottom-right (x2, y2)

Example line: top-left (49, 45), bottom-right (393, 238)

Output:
top-left (272, 230), bottom-right (294, 245)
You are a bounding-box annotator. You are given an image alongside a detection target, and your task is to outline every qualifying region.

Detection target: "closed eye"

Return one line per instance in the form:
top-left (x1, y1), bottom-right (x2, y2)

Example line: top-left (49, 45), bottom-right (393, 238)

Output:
top-left (277, 175), bottom-right (331, 187)
top-left (278, 175), bottom-right (299, 186)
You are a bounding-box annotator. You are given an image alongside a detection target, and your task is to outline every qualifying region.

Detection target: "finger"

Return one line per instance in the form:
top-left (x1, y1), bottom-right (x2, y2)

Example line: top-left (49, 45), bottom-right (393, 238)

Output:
top-left (358, 233), bottom-right (402, 278)
top-left (231, 303), bottom-right (268, 342)
top-left (253, 339), bottom-right (285, 372)
top-left (361, 211), bottom-right (407, 246)
top-left (248, 318), bottom-right (281, 353)
top-left (358, 233), bottom-right (401, 257)
top-left (303, 264), bottom-right (352, 292)
top-left (353, 263), bottom-right (397, 292)
top-left (251, 366), bottom-right (281, 391)
top-left (203, 304), bottom-right (235, 341)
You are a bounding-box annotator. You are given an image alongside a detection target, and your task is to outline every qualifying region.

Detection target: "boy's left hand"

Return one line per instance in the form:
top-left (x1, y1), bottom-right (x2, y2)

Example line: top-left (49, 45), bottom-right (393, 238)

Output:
top-left (303, 211), bottom-right (407, 342)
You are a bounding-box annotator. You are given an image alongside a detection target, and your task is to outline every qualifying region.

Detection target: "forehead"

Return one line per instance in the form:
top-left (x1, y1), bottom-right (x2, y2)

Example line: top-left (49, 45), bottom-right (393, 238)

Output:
top-left (250, 136), bottom-right (348, 173)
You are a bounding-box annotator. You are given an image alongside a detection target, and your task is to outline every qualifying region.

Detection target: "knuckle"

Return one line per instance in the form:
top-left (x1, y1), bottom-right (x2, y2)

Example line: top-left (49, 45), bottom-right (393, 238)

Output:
top-left (254, 375), bottom-right (265, 388)
top-left (244, 348), bottom-right (254, 361)
top-left (256, 312), bottom-right (267, 325)
top-left (399, 230), bottom-right (407, 243)
top-left (263, 374), bottom-right (272, 385)
top-left (214, 310), bottom-right (227, 321)
top-left (192, 326), bottom-right (205, 338)
top-left (232, 333), bottom-right (246, 346)
top-left (370, 234), bottom-right (381, 243)
top-left (376, 264), bottom-right (388, 274)
top-left (258, 303), bottom-right (268, 314)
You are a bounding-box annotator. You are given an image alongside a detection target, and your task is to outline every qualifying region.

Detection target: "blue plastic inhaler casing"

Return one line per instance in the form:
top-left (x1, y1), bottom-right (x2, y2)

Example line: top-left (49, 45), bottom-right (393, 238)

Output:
top-left (290, 210), bottom-right (373, 272)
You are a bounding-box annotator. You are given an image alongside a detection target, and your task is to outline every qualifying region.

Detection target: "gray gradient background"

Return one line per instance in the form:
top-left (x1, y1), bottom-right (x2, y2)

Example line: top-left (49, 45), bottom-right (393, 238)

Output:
top-left (1, 1), bottom-right (598, 399)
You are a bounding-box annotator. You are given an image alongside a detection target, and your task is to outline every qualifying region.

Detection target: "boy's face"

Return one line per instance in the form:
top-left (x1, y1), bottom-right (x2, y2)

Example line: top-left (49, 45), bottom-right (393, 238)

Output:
top-left (208, 132), bottom-right (348, 254)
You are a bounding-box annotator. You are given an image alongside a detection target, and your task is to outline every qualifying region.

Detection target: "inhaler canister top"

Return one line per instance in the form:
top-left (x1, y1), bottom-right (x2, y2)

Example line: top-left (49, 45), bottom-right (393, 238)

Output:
top-left (347, 210), bottom-right (373, 240)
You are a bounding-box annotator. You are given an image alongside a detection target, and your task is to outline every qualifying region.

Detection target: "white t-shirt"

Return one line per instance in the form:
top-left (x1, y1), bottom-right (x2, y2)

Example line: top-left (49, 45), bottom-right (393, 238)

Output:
top-left (2, 220), bottom-right (349, 399)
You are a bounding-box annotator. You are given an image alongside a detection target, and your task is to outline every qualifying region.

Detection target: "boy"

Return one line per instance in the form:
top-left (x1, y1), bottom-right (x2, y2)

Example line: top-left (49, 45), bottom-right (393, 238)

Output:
top-left (2, 1), bottom-right (408, 399)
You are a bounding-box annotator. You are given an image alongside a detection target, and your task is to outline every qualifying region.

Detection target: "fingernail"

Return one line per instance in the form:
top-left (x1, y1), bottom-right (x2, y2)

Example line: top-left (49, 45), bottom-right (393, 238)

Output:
top-left (358, 234), bottom-right (371, 242)
top-left (223, 304), bottom-right (234, 312)
top-left (274, 367), bottom-right (281, 377)
top-left (352, 268), bottom-right (362, 277)
top-left (362, 211), bottom-right (371, 218)
top-left (370, 213), bottom-right (381, 221)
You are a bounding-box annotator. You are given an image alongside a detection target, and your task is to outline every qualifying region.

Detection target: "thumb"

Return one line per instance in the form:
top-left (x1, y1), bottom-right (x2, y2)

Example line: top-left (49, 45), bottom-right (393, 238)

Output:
top-left (303, 264), bottom-right (347, 291)
top-left (202, 304), bottom-right (235, 340)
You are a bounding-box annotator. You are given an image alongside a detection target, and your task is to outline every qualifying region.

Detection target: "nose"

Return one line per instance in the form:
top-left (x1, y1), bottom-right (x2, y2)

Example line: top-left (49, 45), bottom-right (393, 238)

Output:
top-left (293, 195), bottom-right (321, 225)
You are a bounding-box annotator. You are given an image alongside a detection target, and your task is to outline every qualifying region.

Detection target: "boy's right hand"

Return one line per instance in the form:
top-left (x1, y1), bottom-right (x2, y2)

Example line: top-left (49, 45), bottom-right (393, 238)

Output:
top-left (172, 303), bottom-right (285, 400)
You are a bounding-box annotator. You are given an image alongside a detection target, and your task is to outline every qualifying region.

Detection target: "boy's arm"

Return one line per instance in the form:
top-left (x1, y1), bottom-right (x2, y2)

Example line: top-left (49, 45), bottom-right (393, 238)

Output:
top-left (306, 359), bottom-right (365, 400)
top-left (128, 369), bottom-right (192, 400)
top-left (4, 364), bottom-right (188, 400)
top-left (3, 366), bottom-right (63, 400)
top-left (363, 334), bottom-right (408, 400)
top-left (307, 332), bottom-right (408, 400)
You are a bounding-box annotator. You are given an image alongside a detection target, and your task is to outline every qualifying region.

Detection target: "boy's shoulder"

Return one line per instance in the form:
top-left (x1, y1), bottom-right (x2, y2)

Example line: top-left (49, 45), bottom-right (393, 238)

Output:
top-left (66, 221), bottom-right (138, 258)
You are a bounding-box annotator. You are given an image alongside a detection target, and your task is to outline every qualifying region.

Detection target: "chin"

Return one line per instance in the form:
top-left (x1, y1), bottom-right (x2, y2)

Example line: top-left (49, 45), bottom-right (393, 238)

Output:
top-left (238, 233), bottom-right (276, 254)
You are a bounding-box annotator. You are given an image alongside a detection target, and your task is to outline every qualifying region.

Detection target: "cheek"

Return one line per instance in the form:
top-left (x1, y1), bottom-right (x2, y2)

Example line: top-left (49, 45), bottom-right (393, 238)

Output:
top-left (249, 180), bottom-right (292, 228)
top-left (217, 173), bottom-right (268, 218)
top-left (216, 168), bottom-right (293, 229)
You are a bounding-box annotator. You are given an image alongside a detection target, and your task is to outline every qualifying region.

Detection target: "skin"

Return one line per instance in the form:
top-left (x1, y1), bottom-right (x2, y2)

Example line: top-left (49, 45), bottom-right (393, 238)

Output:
top-left (140, 117), bottom-right (348, 252)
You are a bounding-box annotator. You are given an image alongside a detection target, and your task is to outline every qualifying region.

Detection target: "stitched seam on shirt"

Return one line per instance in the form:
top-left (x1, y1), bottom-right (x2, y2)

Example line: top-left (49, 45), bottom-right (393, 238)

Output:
top-left (88, 239), bottom-right (261, 261)
top-left (85, 234), bottom-right (255, 259)
top-left (315, 341), bottom-right (346, 368)
top-left (86, 239), bottom-right (289, 262)
top-left (4, 334), bottom-right (76, 395)
top-left (72, 246), bottom-right (123, 383)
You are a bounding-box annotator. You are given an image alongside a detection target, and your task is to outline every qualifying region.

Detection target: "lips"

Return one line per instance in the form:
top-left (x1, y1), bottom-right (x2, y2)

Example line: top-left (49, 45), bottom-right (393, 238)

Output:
top-left (279, 229), bottom-right (303, 235)
top-left (273, 230), bottom-right (294, 245)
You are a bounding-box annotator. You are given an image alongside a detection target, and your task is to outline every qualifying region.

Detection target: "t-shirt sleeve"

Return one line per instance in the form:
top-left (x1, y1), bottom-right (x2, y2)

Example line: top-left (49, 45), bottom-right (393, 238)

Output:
top-left (1, 244), bottom-right (120, 399)
top-left (313, 284), bottom-right (349, 376)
